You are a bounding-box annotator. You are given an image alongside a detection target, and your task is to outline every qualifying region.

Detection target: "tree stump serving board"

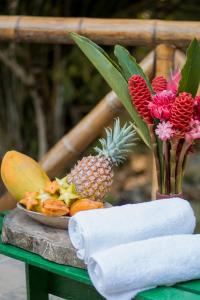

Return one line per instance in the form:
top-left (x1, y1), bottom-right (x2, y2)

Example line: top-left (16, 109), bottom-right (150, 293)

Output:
top-left (1, 208), bottom-right (86, 269)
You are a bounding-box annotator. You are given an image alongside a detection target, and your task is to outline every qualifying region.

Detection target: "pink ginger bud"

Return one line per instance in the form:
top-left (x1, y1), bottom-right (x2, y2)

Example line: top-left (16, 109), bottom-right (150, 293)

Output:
top-left (185, 119), bottom-right (200, 143)
top-left (167, 67), bottom-right (181, 94)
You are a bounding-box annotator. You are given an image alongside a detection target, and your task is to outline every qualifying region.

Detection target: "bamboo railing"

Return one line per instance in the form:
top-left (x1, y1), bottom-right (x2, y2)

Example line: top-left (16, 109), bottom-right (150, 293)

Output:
top-left (0, 16), bottom-right (198, 210)
top-left (0, 17), bottom-right (199, 46)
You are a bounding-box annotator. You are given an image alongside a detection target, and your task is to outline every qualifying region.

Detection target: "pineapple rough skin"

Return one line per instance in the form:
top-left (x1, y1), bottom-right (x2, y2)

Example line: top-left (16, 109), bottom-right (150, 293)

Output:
top-left (67, 118), bottom-right (136, 201)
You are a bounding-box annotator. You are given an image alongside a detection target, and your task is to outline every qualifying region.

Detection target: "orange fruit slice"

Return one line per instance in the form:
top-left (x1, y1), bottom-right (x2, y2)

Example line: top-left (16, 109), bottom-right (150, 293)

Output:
top-left (69, 199), bottom-right (104, 216)
top-left (41, 199), bottom-right (69, 217)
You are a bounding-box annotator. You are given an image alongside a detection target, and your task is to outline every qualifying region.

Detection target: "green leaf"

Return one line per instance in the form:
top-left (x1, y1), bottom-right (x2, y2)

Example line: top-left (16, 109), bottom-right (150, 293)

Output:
top-left (83, 37), bottom-right (123, 74)
top-left (178, 38), bottom-right (200, 97)
top-left (70, 32), bottom-right (151, 147)
top-left (114, 45), bottom-right (154, 93)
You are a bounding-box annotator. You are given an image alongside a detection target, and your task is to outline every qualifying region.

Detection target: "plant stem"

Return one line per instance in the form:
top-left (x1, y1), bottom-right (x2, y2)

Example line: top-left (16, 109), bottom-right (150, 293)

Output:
top-left (170, 138), bottom-right (179, 194)
top-left (176, 140), bottom-right (192, 194)
top-left (148, 124), bottom-right (162, 193)
top-left (163, 141), bottom-right (170, 194)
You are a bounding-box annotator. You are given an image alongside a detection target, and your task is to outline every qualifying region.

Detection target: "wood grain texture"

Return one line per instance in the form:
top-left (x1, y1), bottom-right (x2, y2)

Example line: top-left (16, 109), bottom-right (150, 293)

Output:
top-left (0, 16), bottom-right (199, 46)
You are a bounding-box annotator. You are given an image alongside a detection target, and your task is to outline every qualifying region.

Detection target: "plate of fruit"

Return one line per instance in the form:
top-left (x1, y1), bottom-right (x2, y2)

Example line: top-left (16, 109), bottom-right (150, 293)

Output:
top-left (1, 119), bottom-right (136, 229)
top-left (16, 179), bottom-right (111, 229)
top-left (17, 198), bottom-right (110, 229)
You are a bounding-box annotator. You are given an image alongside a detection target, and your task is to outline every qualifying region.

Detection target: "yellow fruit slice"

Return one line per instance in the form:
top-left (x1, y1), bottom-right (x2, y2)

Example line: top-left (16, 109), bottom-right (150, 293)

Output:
top-left (1, 150), bottom-right (50, 201)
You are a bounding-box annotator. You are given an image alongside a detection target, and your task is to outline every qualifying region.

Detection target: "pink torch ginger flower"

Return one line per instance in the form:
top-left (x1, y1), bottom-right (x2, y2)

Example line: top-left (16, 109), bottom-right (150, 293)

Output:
top-left (155, 121), bottom-right (174, 141)
top-left (185, 119), bottom-right (200, 143)
top-left (148, 90), bottom-right (176, 121)
top-left (167, 67), bottom-right (181, 94)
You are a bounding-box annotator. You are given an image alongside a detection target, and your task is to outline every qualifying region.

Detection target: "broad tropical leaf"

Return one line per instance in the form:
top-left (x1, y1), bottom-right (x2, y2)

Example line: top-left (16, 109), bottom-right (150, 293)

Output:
top-left (114, 45), bottom-right (154, 93)
top-left (70, 32), bottom-right (151, 147)
top-left (178, 38), bottom-right (200, 97)
top-left (84, 37), bottom-right (123, 74)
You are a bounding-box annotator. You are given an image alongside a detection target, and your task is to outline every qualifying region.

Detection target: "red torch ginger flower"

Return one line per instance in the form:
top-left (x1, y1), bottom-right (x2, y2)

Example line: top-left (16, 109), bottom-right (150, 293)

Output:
top-left (155, 121), bottom-right (175, 141)
top-left (170, 92), bottom-right (194, 134)
top-left (148, 90), bottom-right (176, 121)
top-left (151, 76), bottom-right (167, 93)
top-left (128, 75), bottom-right (153, 124)
top-left (185, 119), bottom-right (200, 143)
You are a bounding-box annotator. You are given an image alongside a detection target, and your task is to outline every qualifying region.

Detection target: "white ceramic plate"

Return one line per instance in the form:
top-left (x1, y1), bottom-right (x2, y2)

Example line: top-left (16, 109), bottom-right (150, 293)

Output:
top-left (17, 202), bottom-right (111, 230)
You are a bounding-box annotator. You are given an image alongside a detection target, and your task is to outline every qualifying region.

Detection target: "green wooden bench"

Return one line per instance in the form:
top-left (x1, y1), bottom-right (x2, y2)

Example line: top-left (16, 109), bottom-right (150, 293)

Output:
top-left (1, 212), bottom-right (200, 300)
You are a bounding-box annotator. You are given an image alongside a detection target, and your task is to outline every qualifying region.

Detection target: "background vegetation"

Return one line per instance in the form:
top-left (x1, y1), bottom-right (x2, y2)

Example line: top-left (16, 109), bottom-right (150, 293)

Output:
top-left (0, 0), bottom-right (200, 201)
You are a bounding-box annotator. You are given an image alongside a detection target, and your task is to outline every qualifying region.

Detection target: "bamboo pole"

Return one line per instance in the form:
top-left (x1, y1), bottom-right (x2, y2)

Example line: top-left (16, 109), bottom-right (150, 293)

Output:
top-left (174, 49), bottom-right (186, 68)
top-left (34, 49), bottom-right (154, 176)
top-left (151, 44), bottom-right (175, 200)
top-left (0, 50), bottom-right (154, 211)
top-left (154, 44), bottom-right (175, 77)
top-left (41, 91), bottom-right (122, 176)
top-left (0, 16), bottom-right (199, 46)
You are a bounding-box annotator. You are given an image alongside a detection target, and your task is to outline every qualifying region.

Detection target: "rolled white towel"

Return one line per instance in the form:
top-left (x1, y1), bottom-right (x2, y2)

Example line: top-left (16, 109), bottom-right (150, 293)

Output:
top-left (68, 198), bottom-right (195, 263)
top-left (88, 234), bottom-right (200, 300)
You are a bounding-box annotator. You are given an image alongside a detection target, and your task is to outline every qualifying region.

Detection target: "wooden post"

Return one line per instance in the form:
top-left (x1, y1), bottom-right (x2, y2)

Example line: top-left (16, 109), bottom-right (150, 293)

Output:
top-left (151, 44), bottom-right (175, 200)
top-left (154, 44), bottom-right (175, 77)
top-left (0, 51), bottom-right (154, 211)
top-left (26, 264), bottom-right (48, 300)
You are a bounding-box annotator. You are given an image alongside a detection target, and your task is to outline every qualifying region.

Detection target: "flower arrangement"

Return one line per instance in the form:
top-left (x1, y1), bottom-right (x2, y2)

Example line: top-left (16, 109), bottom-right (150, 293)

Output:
top-left (70, 34), bottom-right (200, 197)
top-left (128, 71), bottom-right (200, 196)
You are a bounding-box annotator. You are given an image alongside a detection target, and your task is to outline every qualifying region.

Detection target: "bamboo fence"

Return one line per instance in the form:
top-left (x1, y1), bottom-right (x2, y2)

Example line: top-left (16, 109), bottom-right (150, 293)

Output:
top-left (0, 17), bottom-right (199, 46)
top-left (0, 16), bottom-right (198, 210)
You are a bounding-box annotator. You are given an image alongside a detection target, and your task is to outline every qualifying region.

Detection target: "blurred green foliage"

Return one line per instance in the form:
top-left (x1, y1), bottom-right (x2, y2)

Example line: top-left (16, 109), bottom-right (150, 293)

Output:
top-left (0, 0), bottom-right (199, 161)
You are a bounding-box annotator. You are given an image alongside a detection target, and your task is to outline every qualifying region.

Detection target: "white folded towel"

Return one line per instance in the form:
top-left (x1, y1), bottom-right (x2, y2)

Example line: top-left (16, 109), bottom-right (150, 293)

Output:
top-left (68, 198), bottom-right (195, 263)
top-left (88, 234), bottom-right (200, 300)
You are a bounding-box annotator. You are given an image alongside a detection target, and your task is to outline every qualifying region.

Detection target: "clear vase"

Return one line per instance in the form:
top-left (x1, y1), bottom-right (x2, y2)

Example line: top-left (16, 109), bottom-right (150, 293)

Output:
top-left (156, 191), bottom-right (183, 200)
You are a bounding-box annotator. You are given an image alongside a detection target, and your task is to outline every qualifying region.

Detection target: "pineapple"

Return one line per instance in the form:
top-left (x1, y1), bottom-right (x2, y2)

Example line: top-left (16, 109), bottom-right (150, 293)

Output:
top-left (67, 118), bottom-right (136, 201)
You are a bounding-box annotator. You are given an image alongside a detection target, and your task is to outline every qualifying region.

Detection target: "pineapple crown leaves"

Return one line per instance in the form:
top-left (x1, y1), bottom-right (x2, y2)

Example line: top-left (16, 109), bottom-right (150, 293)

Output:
top-left (94, 118), bottom-right (137, 166)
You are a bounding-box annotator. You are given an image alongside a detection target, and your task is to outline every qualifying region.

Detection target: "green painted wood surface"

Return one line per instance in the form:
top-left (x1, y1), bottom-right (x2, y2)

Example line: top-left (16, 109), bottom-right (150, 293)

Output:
top-left (176, 280), bottom-right (200, 295)
top-left (26, 264), bottom-right (48, 300)
top-left (48, 272), bottom-right (103, 299)
top-left (1, 212), bottom-right (200, 299)
top-left (0, 218), bottom-right (3, 232)
top-left (136, 286), bottom-right (200, 300)
top-left (0, 235), bottom-right (91, 285)
top-left (0, 210), bottom-right (10, 217)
